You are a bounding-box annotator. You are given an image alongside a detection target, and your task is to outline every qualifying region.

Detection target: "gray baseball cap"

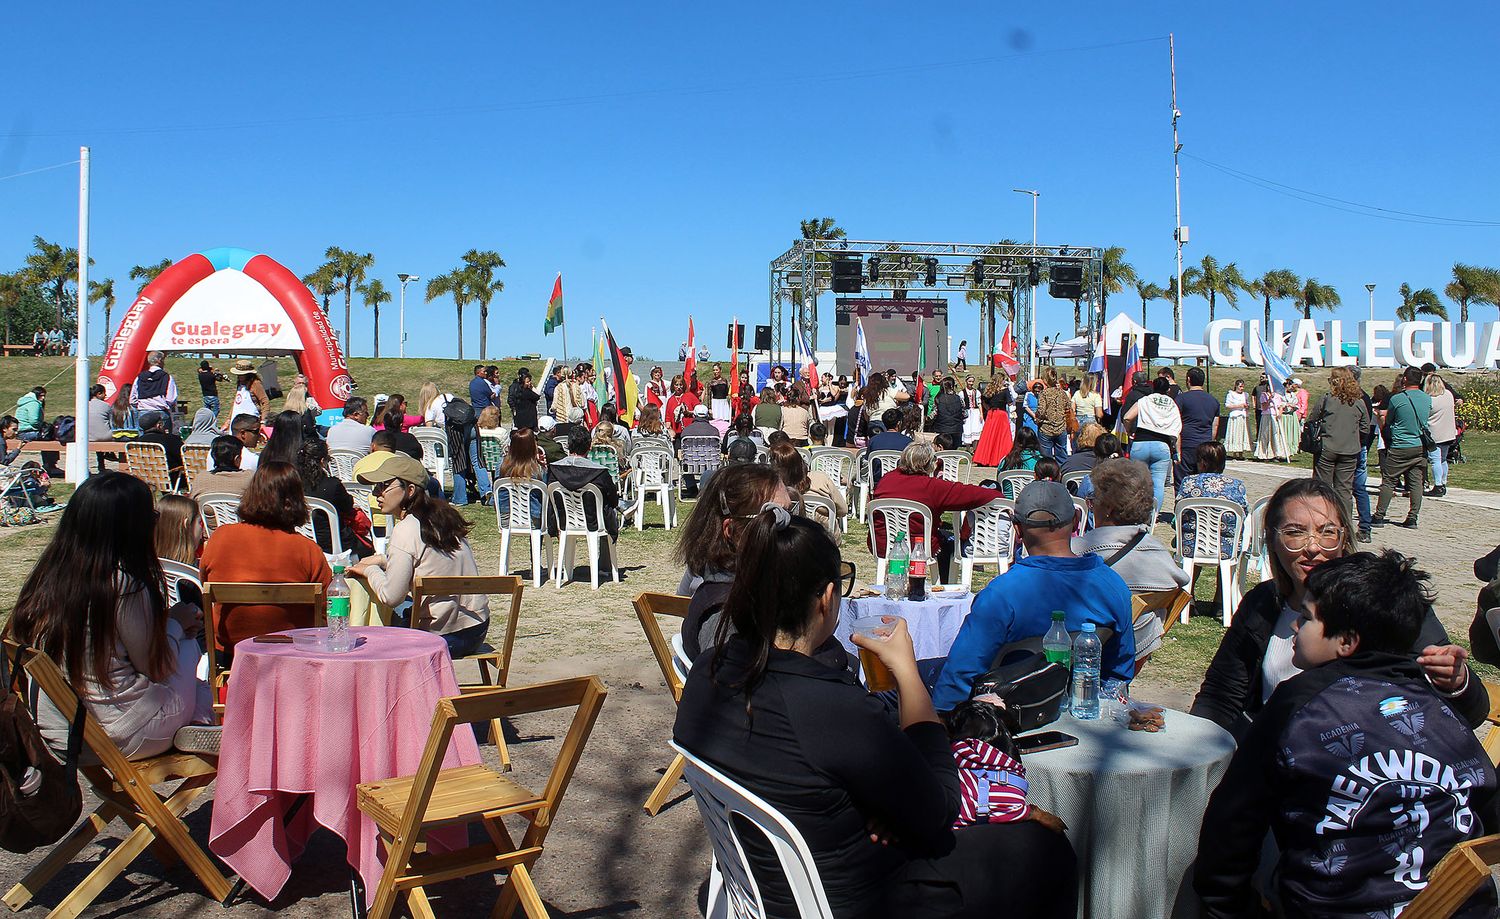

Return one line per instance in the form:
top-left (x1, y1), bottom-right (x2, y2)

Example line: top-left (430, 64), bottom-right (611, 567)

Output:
top-left (1013, 480), bottom-right (1076, 529)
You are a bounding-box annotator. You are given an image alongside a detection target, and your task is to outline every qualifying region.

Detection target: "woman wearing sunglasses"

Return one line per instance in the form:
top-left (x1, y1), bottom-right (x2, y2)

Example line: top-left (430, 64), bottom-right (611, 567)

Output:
top-left (1191, 477), bottom-right (1486, 736)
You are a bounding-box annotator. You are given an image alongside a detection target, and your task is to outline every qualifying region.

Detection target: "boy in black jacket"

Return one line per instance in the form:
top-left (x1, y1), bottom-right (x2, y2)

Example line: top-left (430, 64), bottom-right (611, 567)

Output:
top-left (1195, 550), bottom-right (1498, 919)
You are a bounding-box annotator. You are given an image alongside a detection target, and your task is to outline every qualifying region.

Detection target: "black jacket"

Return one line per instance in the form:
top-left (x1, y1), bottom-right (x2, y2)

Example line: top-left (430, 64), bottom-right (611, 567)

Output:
top-left (931, 393), bottom-right (965, 440)
top-left (545, 458), bottom-right (619, 537)
top-left (1190, 581), bottom-right (1488, 735)
top-left (1195, 652), bottom-right (1498, 919)
top-left (508, 382), bottom-right (540, 431)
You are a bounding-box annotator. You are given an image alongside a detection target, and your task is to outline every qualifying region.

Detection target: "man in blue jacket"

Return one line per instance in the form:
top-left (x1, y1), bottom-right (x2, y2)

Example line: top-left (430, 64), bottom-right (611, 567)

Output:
top-left (468, 364), bottom-right (494, 415)
top-left (931, 480), bottom-right (1134, 711)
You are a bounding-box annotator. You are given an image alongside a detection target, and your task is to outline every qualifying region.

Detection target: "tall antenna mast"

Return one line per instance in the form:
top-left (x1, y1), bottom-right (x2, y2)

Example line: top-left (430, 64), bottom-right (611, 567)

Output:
top-left (1171, 33), bottom-right (1185, 342)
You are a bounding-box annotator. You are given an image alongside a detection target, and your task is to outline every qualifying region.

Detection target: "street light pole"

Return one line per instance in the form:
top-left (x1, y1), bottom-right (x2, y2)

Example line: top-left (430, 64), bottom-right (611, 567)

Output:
top-left (397, 274), bottom-right (419, 359)
top-left (1365, 283), bottom-right (1376, 323)
top-left (1013, 188), bottom-right (1040, 380)
top-left (1171, 32), bottom-right (1186, 343)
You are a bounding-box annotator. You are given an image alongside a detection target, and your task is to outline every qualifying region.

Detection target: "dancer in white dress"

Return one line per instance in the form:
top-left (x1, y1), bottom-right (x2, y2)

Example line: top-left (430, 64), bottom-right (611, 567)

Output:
top-left (1253, 379), bottom-right (1289, 461)
top-left (1224, 378), bottom-right (1251, 458)
top-left (960, 375), bottom-right (984, 445)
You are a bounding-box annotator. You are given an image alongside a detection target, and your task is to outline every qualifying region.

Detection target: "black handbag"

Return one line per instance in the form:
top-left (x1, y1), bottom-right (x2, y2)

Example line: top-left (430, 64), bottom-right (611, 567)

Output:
top-left (1300, 399), bottom-right (1326, 457)
top-left (969, 651), bottom-right (1069, 734)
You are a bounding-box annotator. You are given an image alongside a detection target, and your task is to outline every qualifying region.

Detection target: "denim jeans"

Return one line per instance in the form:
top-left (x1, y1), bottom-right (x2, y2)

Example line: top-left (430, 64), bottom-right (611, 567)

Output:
top-left (442, 621), bottom-right (489, 658)
top-left (1427, 442), bottom-right (1451, 487)
top-left (1040, 431), bottom-right (1070, 460)
top-left (451, 437), bottom-right (493, 506)
top-left (1353, 446), bottom-right (1371, 532)
top-left (1130, 440), bottom-right (1172, 521)
top-left (203, 395), bottom-right (221, 417)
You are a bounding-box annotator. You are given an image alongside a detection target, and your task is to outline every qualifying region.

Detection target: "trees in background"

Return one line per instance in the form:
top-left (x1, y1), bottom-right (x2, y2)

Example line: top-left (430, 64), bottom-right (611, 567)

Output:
top-left (1186, 255), bottom-right (1248, 325)
top-left (323, 248), bottom-right (375, 357)
top-left (462, 249), bottom-right (506, 360)
top-left (1247, 269), bottom-right (1301, 330)
top-left (1446, 263), bottom-right (1500, 323)
top-left (425, 270), bottom-right (472, 359)
top-left (1396, 283), bottom-right (1447, 322)
top-left (1133, 280), bottom-right (1164, 327)
top-left (1295, 278), bottom-right (1341, 320)
top-left (358, 279), bottom-right (391, 357)
top-left (88, 278), bottom-right (115, 348)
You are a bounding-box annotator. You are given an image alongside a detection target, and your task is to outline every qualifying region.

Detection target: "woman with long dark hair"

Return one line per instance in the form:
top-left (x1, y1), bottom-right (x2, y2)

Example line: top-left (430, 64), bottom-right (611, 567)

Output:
top-left (674, 509), bottom-right (1076, 919)
top-left (1000, 426), bottom-right (1044, 472)
top-left (973, 374), bottom-right (1014, 466)
top-left (495, 427), bottom-right (545, 527)
top-left (296, 438), bottom-right (365, 558)
top-left (10, 471), bottom-right (215, 759)
top-left (349, 453), bottom-right (490, 656)
top-left (259, 410), bottom-right (306, 466)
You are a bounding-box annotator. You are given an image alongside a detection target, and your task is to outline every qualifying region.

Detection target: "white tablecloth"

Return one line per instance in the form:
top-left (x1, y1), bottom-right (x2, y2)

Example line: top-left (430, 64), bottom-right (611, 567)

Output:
top-left (835, 593), bottom-right (974, 662)
top-left (1024, 707), bottom-right (1235, 919)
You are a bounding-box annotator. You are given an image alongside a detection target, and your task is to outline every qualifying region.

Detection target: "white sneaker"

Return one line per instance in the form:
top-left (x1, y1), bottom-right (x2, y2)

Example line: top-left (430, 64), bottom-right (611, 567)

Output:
top-left (173, 725), bottom-right (222, 755)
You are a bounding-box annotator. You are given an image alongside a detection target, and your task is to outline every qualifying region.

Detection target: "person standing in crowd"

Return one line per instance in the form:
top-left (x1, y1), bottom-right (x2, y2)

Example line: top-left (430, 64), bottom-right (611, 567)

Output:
top-left (130, 351), bottom-right (178, 420)
top-left (1277, 378), bottom-right (1306, 456)
top-left (1373, 366), bottom-right (1432, 529)
top-left (1173, 367), bottom-right (1220, 482)
top-left (543, 364), bottom-right (565, 413)
top-left (1222, 378), bottom-right (1250, 459)
top-left (930, 378), bottom-right (965, 447)
top-left (197, 360), bottom-right (226, 417)
top-left (229, 359), bottom-right (271, 424)
top-left (1034, 369), bottom-right (1071, 460)
top-left (1309, 367), bottom-right (1371, 524)
top-left (708, 364), bottom-right (731, 421)
top-left (643, 366), bottom-right (670, 409)
top-left (1347, 367), bottom-right (1377, 544)
top-left (1252, 376), bottom-right (1288, 462)
top-left (973, 374), bottom-right (1014, 466)
top-left (1121, 377), bottom-right (1182, 522)
top-left (507, 368), bottom-right (540, 431)
top-left (663, 374), bottom-right (701, 435)
top-left (1424, 371), bottom-right (1458, 499)
top-left (468, 364), bottom-right (495, 417)
top-left (1069, 376), bottom-right (1103, 451)
top-left (934, 480), bottom-right (1134, 712)
top-left (954, 338), bottom-right (968, 371)
top-left (958, 375), bottom-right (983, 446)
top-left (550, 366), bottom-right (584, 425)
top-left (1155, 367), bottom-right (1180, 398)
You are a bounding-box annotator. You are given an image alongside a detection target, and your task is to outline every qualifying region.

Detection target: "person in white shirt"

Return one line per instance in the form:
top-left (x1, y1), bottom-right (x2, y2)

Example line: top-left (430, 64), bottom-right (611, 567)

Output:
top-left (327, 396), bottom-right (376, 457)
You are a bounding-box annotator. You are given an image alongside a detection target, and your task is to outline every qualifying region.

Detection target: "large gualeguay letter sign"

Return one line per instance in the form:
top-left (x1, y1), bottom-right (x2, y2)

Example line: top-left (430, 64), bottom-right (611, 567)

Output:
top-left (1204, 318), bottom-right (1500, 369)
top-left (100, 247), bottom-right (353, 408)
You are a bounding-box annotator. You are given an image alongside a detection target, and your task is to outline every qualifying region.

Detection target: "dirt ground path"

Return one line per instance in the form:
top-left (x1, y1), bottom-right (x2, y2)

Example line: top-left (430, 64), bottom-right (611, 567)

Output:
top-left (1, 457), bottom-right (1494, 917)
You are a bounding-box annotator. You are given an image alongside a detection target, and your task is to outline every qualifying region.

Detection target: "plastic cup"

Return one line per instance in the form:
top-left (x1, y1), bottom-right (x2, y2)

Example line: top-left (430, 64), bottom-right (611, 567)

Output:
top-left (852, 615), bottom-right (898, 692)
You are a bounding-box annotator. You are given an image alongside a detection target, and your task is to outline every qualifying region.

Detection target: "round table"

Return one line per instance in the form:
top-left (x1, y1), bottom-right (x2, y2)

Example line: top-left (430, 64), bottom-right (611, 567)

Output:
top-left (836, 592), bottom-right (975, 662)
top-left (208, 626), bottom-right (481, 907)
top-left (1023, 707), bottom-right (1236, 919)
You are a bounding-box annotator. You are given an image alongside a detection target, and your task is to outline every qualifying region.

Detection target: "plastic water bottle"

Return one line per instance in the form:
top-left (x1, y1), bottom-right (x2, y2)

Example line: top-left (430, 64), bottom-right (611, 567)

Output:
top-left (907, 537), bottom-right (928, 601)
top-left (1069, 623), bottom-right (1102, 720)
top-left (326, 564), bottom-right (352, 653)
top-left (885, 531), bottom-right (909, 600)
top-left (1042, 611), bottom-right (1071, 666)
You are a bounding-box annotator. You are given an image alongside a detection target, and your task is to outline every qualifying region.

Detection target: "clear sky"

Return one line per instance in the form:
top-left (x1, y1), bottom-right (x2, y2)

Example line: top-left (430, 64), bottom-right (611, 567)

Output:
top-left (4, 2), bottom-right (1497, 364)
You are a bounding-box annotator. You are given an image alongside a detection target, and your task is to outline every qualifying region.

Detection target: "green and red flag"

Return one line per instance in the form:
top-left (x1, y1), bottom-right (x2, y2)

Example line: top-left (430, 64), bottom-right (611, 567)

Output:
top-left (544, 273), bottom-right (564, 335)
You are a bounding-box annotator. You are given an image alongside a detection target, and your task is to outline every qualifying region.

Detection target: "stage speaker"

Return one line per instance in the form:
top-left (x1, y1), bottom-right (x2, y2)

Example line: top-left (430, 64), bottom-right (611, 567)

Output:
top-left (754, 325), bottom-right (772, 351)
top-left (726, 323), bottom-right (745, 349)
top-left (1028, 263), bottom-right (1041, 287)
top-left (1143, 333), bottom-right (1161, 359)
top-left (1050, 263), bottom-right (1083, 300)
top-left (925, 258), bottom-right (939, 287)
top-left (832, 257), bottom-right (863, 293)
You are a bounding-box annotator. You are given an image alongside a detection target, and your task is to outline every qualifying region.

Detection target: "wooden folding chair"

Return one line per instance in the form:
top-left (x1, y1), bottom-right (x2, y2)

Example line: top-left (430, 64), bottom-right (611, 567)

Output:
top-left (2, 645), bottom-right (232, 919)
top-left (201, 582), bottom-right (325, 713)
top-left (181, 443), bottom-right (211, 490)
top-left (1402, 833), bottom-right (1500, 919)
top-left (633, 592), bottom-right (691, 815)
top-left (410, 575), bottom-right (524, 769)
top-left (1130, 588), bottom-right (1192, 675)
top-left (356, 676), bottom-right (608, 919)
top-left (126, 441), bottom-right (178, 494)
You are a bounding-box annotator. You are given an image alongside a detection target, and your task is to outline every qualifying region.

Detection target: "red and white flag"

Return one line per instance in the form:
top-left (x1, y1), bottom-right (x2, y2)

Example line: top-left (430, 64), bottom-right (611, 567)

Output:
top-left (684, 317), bottom-right (697, 382)
top-left (994, 324), bottom-right (1021, 377)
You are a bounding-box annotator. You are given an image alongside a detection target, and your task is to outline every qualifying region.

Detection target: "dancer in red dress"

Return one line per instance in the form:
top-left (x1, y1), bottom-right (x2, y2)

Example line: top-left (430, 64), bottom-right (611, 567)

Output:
top-left (973, 375), bottom-right (1015, 467)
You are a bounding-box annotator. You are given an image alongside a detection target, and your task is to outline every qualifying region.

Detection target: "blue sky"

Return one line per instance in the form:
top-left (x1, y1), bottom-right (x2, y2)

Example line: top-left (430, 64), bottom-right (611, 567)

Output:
top-left (4, 2), bottom-right (1498, 364)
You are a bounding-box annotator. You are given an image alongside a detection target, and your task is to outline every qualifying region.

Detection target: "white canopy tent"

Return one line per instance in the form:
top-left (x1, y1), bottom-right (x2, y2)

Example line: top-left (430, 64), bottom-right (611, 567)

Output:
top-left (1044, 312), bottom-right (1210, 361)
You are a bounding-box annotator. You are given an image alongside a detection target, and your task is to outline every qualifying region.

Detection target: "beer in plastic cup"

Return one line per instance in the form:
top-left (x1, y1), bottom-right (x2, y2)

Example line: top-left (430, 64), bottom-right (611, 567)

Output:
top-left (852, 614), bottom-right (898, 692)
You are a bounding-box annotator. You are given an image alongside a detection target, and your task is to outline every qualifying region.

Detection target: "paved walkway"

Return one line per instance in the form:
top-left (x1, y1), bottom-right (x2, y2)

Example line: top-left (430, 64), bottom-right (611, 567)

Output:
top-left (1225, 458), bottom-right (1500, 512)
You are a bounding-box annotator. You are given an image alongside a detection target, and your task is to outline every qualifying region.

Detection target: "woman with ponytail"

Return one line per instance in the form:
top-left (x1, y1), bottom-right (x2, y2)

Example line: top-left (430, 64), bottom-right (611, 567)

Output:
top-left (674, 508), bottom-right (1077, 919)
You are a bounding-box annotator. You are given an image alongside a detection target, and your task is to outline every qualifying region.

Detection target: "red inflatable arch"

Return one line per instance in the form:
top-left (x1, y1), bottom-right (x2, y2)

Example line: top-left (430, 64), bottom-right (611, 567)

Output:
top-left (100, 247), bottom-right (353, 410)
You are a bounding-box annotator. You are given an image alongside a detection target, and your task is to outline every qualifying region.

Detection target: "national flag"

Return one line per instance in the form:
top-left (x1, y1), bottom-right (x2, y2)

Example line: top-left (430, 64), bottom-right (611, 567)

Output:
top-left (1091, 332), bottom-right (1112, 411)
top-left (1252, 335), bottom-right (1294, 395)
top-left (854, 319), bottom-right (872, 386)
top-left (995, 323), bottom-right (1020, 377)
top-left (544, 274), bottom-right (564, 335)
top-left (729, 318), bottom-right (740, 399)
top-left (1112, 335), bottom-right (1141, 435)
top-left (684, 317), bottom-right (696, 382)
top-left (795, 319), bottom-right (818, 393)
top-left (601, 318), bottom-right (638, 423)
top-left (593, 327), bottom-right (608, 384)
top-left (917, 317), bottom-right (928, 374)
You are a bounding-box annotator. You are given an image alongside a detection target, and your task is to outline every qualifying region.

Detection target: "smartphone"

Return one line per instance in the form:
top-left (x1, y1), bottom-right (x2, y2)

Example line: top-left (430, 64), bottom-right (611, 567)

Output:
top-left (1015, 730), bottom-right (1078, 754)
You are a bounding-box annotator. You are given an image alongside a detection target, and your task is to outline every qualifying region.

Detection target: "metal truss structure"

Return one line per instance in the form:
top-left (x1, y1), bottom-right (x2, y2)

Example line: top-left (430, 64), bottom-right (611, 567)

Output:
top-left (769, 238), bottom-right (1105, 372)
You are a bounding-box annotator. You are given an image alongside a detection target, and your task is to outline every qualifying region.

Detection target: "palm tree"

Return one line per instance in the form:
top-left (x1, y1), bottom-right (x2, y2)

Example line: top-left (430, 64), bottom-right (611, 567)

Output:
top-left (324, 247), bottom-right (375, 358)
top-left (23, 235), bottom-right (82, 328)
top-left (301, 263), bottom-right (343, 315)
top-left (1164, 269), bottom-right (1200, 339)
top-left (1098, 247), bottom-right (1137, 326)
top-left (426, 270), bottom-right (472, 359)
top-left (358, 279), bottom-right (392, 357)
top-left (461, 249), bottom-right (506, 360)
top-left (1246, 269), bottom-right (1301, 330)
top-left (1293, 278), bottom-right (1341, 320)
top-left (1445, 263), bottom-right (1500, 323)
top-left (0, 273), bottom-right (24, 346)
top-left (799, 217), bottom-right (845, 243)
top-left (1185, 255), bottom-right (1248, 324)
top-left (1133, 281), bottom-right (1165, 327)
top-left (1396, 283), bottom-right (1447, 322)
top-left (88, 278), bottom-right (116, 349)
top-left (126, 256), bottom-right (171, 292)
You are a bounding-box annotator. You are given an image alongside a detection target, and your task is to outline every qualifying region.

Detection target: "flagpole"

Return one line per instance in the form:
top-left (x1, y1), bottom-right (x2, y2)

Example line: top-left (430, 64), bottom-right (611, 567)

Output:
top-left (558, 273), bottom-right (568, 362)
top-left (69, 146), bottom-right (90, 484)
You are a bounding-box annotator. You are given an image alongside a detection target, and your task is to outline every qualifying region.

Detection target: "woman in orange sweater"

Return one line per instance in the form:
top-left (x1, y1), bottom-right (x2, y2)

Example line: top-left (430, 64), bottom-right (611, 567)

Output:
top-left (199, 462), bottom-right (332, 655)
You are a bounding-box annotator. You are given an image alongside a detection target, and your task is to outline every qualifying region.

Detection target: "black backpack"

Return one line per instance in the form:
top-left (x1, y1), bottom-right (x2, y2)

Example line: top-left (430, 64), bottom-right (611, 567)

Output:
top-left (969, 651), bottom-right (1070, 734)
top-left (0, 648), bottom-right (84, 853)
top-left (443, 398), bottom-right (476, 428)
top-left (51, 416), bottom-right (75, 444)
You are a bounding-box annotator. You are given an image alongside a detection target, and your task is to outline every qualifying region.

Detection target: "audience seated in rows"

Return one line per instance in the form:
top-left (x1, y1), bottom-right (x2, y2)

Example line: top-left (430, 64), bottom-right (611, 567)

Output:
top-left (768, 441), bottom-right (848, 528)
top-left (188, 435), bottom-right (255, 500)
top-left (136, 410), bottom-right (186, 489)
top-left (546, 428), bottom-right (621, 539)
top-left (870, 442), bottom-right (997, 584)
top-left (327, 396), bottom-right (375, 456)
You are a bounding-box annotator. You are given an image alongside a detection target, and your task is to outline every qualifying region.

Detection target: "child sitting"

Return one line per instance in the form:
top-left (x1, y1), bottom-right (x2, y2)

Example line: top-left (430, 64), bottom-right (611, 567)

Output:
top-left (1195, 550), bottom-right (1499, 918)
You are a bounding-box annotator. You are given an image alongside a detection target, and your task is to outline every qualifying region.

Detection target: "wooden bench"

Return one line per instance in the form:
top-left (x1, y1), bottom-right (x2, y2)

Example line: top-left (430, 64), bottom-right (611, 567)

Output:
top-left (6, 439), bottom-right (125, 455)
top-left (1, 344), bottom-right (36, 357)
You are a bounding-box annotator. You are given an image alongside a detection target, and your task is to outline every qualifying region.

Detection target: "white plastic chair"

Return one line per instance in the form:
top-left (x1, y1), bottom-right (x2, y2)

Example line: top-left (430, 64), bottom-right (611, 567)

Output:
top-left (867, 498), bottom-right (934, 587)
top-left (412, 428), bottom-right (449, 489)
top-left (807, 448), bottom-right (853, 488)
top-left (669, 633), bottom-right (691, 685)
top-left (851, 452), bottom-right (873, 521)
top-left (798, 492), bottom-right (840, 537)
top-left (995, 470), bottom-right (1034, 500)
top-left (961, 498), bottom-right (1014, 590)
top-left (1062, 469), bottom-right (1091, 491)
top-left (1072, 496), bottom-right (1090, 536)
top-left (1175, 497), bottom-right (1248, 626)
top-left (934, 450), bottom-right (973, 485)
top-left (672, 741), bottom-right (835, 919)
top-left (158, 558), bottom-right (202, 607)
top-left (546, 482), bottom-right (620, 589)
top-left (862, 450), bottom-right (905, 522)
top-left (680, 435), bottom-right (722, 481)
top-left (1237, 495), bottom-right (1272, 595)
top-left (627, 449), bottom-right (679, 531)
top-left (291, 496), bottom-right (344, 558)
top-left (196, 492), bottom-right (241, 534)
top-left (495, 476), bottom-right (551, 588)
top-left (329, 449), bottom-right (362, 483)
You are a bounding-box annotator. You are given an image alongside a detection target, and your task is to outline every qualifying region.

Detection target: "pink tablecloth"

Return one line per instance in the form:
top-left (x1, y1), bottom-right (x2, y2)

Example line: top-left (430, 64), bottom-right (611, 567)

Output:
top-left (208, 626), bottom-right (481, 906)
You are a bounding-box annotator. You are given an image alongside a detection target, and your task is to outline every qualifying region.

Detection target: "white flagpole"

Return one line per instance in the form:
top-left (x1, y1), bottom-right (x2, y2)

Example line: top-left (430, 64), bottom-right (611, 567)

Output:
top-left (557, 272), bottom-right (568, 363)
top-left (68, 146), bottom-right (91, 484)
